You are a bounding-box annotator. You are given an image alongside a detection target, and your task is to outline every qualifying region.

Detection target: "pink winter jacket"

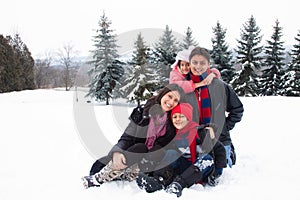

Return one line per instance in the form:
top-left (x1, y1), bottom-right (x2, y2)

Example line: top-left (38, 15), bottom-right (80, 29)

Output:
top-left (169, 64), bottom-right (221, 94)
top-left (169, 65), bottom-right (195, 93)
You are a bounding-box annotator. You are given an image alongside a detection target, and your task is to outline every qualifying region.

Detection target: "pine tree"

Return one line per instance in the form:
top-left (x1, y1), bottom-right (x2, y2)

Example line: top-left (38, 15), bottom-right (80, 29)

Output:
top-left (210, 21), bottom-right (234, 84)
top-left (21, 45), bottom-right (35, 90)
top-left (151, 25), bottom-right (179, 86)
top-left (281, 31), bottom-right (300, 96)
top-left (179, 27), bottom-right (198, 50)
top-left (0, 35), bottom-right (18, 93)
top-left (232, 15), bottom-right (264, 96)
top-left (86, 12), bottom-right (124, 105)
top-left (260, 19), bottom-right (285, 96)
top-left (120, 33), bottom-right (159, 106)
top-left (6, 35), bottom-right (23, 91)
top-left (10, 34), bottom-right (35, 90)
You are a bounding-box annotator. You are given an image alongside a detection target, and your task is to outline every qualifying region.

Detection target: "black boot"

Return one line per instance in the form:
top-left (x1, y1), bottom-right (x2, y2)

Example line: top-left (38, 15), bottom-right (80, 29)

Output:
top-left (165, 181), bottom-right (183, 197)
top-left (207, 168), bottom-right (221, 186)
top-left (136, 172), bottom-right (164, 193)
top-left (166, 165), bottom-right (202, 197)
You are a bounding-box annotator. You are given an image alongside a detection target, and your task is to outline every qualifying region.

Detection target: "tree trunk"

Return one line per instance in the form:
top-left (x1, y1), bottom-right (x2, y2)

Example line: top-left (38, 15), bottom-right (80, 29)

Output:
top-left (106, 92), bottom-right (109, 105)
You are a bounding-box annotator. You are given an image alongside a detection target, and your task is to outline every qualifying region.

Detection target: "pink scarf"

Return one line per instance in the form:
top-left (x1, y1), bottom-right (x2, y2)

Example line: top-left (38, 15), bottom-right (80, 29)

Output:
top-left (145, 113), bottom-right (168, 150)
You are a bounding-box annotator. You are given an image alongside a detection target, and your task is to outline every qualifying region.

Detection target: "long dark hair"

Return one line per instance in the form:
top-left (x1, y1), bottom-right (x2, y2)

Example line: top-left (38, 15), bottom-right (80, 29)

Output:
top-left (154, 83), bottom-right (185, 104)
top-left (143, 84), bottom-right (185, 116)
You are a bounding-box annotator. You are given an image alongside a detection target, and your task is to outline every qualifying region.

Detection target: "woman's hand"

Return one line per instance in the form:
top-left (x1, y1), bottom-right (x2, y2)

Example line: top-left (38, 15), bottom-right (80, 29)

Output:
top-left (112, 152), bottom-right (127, 170)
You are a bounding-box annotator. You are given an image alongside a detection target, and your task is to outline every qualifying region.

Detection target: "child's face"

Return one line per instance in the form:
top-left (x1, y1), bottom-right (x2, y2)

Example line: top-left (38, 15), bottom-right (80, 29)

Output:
top-left (172, 113), bottom-right (189, 130)
top-left (179, 61), bottom-right (190, 75)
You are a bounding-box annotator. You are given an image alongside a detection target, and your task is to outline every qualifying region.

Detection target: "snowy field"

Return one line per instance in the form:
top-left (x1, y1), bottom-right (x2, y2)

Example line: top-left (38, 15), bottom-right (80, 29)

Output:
top-left (0, 89), bottom-right (300, 200)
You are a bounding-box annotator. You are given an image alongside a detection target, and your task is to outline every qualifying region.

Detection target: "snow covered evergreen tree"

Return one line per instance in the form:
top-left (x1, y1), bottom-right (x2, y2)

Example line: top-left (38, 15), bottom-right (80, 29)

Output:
top-left (210, 21), bottom-right (234, 84)
top-left (281, 31), bottom-right (300, 96)
top-left (260, 19), bottom-right (286, 96)
top-left (120, 33), bottom-right (159, 106)
top-left (151, 25), bottom-right (179, 86)
top-left (86, 12), bottom-right (124, 105)
top-left (232, 15), bottom-right (263, 96)
top-left (179, 27), bottom-right (198, 50)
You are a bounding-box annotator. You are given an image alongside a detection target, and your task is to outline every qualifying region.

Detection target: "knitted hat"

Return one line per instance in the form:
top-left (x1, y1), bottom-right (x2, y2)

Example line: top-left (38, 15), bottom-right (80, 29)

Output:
top-left (171, 103), bottom-right (193, 122)
top-left (171, 48), bottom-right (192, 69)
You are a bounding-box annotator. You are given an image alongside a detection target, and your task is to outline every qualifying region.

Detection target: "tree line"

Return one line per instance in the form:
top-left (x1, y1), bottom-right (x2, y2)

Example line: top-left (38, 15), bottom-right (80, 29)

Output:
top-left (86, 13), bottom-right (300, 105)
top-left (0, 34), bottom-right (82, 92)
top-left (0, 34), bottom-right (35, 93)
top-left (1, 13), bottom-right (299, 101)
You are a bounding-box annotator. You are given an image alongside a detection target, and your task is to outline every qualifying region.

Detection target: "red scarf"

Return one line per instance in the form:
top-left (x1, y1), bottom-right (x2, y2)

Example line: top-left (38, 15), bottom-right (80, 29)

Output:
top-left (175, 121), bottom-right (199, 163)
top-left (190, 70), bottom-right (212, 124)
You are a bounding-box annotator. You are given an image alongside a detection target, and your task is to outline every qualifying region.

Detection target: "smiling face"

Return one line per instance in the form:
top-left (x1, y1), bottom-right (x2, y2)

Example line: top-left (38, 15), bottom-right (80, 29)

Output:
top-left (179, 60), bottom-right (190, 75)
top-left (160, 91), bottom-right (180, 112)
top-left (172, 113), bottom-right (189, 130)
top-left (190, 54), bottom-right (210, 76)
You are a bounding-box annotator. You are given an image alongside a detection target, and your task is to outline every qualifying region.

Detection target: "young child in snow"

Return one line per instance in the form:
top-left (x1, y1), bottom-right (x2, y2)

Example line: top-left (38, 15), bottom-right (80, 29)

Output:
top-left (136, 103), bottom-right (227, 197)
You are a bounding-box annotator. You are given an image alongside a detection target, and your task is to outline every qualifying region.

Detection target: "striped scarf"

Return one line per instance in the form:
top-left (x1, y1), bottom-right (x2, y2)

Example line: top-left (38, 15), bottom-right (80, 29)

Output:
top-left (191, 70), bottom-right (212, 124)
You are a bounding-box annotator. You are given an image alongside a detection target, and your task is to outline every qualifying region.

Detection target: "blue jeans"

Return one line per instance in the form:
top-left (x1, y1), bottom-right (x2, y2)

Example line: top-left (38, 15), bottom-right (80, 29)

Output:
top-left (224, 145), bottom-right (232, 168)
top-left (194, 154), bottom-right (214, 179)
top-left (160, 150), bottom-right (191, 174)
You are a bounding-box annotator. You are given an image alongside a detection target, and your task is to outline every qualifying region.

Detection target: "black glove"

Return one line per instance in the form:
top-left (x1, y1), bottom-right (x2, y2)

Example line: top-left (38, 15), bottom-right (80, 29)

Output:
top-left (130, 105), bottom-right (144, 124)
top-left (197, 123), bottom-right (218, 131)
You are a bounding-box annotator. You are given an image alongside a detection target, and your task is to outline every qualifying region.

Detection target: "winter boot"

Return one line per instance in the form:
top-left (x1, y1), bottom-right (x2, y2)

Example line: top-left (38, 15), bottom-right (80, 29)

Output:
top-left (166, 164), bottom-right (202, 197)
top-left (120, 163), bottom-right (140, 181)
top-left (94, 160), bottom-right (124, 183)
top-left (82, 175), bottom-right (102, 189)
top-left (136, 172), bottom-right (164, 193)
top-left (165, 181), bottom-right (183, 197)
top-left (207, 168), bottom-right (221, 186)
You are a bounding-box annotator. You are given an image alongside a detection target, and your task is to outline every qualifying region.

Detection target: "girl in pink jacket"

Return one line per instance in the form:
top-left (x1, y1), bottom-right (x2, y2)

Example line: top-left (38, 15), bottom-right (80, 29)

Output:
top-left (169, 47), bottom-right (220, 93)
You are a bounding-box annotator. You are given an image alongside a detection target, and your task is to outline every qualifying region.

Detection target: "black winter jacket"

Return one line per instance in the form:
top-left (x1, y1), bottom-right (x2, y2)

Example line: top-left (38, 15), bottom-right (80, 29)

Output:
top-left (108, 98), bottom-right (176, 157)
top-left (184, 78), bottom-right (244, 146)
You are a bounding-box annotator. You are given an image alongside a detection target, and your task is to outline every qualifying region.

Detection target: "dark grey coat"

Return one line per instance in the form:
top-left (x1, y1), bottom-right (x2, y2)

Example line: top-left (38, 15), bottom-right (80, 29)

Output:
top-left (183, 78), bottom-right (244, 146)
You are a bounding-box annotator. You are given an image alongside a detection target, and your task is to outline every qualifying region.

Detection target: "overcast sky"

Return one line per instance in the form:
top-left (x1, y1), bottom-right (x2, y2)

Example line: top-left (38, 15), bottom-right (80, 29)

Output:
top-left (1, 0), bottom-right (299, 58)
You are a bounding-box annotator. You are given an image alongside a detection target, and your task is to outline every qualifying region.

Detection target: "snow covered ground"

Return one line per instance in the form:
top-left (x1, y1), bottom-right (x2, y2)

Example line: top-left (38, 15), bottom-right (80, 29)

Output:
top-left (0, 89), bottom-right (300, 200)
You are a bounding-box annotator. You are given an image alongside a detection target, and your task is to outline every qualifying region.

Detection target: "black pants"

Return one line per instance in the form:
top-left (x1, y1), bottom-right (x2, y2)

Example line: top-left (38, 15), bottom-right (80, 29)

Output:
top-left (89, 143), bottom-right (164, 175)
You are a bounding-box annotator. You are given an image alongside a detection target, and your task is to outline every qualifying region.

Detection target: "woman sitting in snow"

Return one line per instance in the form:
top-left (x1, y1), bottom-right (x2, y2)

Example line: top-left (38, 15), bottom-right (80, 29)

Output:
top-left (136, 103), bottom-right (227, 197)
top-left (82, 83), bottom-right (185, 189)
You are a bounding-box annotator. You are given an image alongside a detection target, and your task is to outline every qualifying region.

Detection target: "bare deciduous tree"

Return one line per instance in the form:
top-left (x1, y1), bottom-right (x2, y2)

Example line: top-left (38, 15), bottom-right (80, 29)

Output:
top-left (34, 51), bottom-right (53, 88)
top-left (57, 43), bottom-right (78, 91)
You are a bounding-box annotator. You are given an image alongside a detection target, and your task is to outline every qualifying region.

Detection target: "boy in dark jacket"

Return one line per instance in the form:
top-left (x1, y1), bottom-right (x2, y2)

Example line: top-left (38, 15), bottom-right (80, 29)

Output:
top-left (136, 103), bottom-right (227, 197)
